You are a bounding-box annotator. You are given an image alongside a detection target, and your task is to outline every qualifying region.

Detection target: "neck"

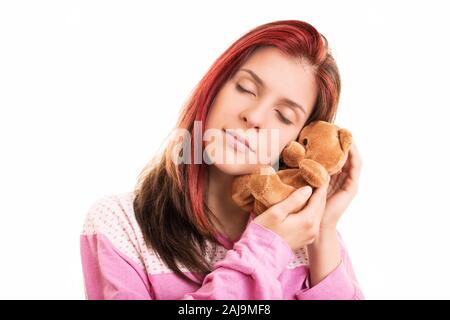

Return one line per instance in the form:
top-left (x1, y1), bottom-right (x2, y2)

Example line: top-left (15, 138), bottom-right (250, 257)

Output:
top-left (205, 165), bottom-right (250, 242)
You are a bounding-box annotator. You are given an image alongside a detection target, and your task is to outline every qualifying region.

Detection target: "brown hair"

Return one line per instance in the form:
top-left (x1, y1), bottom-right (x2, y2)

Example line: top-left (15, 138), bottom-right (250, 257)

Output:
top-left (133, 20), bottom-right (341, 285)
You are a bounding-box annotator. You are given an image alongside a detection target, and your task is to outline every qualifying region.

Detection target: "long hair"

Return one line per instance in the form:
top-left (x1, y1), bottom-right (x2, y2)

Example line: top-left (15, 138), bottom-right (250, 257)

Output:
top-left (133, 20), bottom-right (342, 285)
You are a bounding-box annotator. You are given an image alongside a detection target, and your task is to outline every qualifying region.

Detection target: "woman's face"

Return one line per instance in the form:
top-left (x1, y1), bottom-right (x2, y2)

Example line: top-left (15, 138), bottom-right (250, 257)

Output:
top-left (204, 46), bottom-right (318, 175)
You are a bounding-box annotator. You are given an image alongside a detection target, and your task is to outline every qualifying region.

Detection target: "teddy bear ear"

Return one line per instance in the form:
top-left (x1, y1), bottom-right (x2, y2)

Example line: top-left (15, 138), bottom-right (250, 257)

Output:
top-left (338, 128), bottom-right (352, 153)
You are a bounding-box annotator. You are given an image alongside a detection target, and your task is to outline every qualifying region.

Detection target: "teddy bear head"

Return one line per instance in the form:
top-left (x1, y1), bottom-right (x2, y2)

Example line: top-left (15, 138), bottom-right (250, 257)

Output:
top-left (231, 120), bottom-right (352, 215)
top-left (281, 120), bottom-right (352, 175)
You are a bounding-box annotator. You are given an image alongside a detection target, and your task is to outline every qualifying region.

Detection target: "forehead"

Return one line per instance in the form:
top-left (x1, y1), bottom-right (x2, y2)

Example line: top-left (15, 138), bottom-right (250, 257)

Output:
top-left (236, 47), bottom-right (317, 113)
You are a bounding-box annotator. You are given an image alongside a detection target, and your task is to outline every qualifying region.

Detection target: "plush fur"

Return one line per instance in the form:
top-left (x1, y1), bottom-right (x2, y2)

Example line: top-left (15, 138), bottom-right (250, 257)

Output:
top-left (231, 120), bottom-right (352, 215)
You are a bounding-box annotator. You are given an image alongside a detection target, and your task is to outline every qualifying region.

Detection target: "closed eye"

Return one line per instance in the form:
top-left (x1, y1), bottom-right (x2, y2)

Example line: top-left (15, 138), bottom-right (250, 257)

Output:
top-left (276, 110), bottom-right (293, 125)
top-left (235, 84), bottom-right (255, 96)
top-left (236, 83), bottom-right (293, 125)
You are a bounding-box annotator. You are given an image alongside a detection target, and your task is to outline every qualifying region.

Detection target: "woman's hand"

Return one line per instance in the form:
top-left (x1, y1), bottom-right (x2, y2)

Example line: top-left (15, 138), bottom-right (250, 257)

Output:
top-left (252, 141), bottom-right (361, 250)
top-left (322, 141), bottom-right (363, 229)
top-left (253, 178), bottom-right (329, 251)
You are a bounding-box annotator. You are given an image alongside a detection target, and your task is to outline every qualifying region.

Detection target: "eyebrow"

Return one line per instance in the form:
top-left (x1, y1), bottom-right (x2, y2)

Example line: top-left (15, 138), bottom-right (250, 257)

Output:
top-left (238, 68), bottom-right (307, 114)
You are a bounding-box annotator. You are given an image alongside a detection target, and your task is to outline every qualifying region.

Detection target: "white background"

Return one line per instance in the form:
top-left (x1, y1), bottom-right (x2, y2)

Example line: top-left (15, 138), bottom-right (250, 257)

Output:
top-left (1, 0), bottom-right (449, 299)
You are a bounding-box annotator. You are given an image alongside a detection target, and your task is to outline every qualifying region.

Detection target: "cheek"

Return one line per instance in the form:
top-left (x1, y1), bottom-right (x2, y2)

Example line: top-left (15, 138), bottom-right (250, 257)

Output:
top-left (276, 131), bottom-right (301, 152)
top-left (215, 86), bottom-right (247, 115)
top-left (206, 97), bottom-right (233, 125)
top-left (205, 102), bottom-right (226, 130)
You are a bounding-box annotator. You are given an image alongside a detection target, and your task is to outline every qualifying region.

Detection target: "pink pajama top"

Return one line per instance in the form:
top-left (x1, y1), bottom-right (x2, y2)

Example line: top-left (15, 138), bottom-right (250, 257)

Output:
top-left (80, 192), bottom-right (365, 300)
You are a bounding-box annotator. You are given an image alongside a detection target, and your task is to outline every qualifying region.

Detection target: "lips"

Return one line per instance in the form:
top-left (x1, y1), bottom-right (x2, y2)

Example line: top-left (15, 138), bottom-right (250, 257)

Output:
top-left (223, 129), bottom-right (256, 152)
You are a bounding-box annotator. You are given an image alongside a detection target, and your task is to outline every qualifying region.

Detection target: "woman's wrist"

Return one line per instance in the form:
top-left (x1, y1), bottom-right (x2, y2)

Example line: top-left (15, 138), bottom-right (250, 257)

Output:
top-left (306, 226), bottom-right (342, 287)
top-left (308, 226), bottom-right (335, 249)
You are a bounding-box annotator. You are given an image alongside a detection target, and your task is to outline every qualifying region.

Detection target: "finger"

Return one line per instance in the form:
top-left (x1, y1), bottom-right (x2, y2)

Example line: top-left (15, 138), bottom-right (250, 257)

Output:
top-left (327, 174), bottom-right (340, 198)
top-left (340, 142), bottom-right (362, 194)
top-left (272, 185), bottom-right (313, 219)
top-left (346, 142), bottom-right (362, 183)
top-left (307, 178), bottom-right (329, 213)
top-left (287, 179), bottom-right (329, 227)
top-left (294, 176), bottom-right (329, 216)
top-left (327, 175), bottom-right (343, 199)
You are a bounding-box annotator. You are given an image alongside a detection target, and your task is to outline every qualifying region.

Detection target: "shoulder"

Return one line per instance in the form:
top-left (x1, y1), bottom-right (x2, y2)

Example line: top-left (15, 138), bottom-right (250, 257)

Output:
top-left (81, 191), bottom-right (148, 268)
top-left (81, 191), bottom-right (138, 237)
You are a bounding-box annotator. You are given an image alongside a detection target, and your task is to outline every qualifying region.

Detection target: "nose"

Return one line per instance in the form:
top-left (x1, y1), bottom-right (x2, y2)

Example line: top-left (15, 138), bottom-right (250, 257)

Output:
top-left (239, 105), bottom-right (265, 130)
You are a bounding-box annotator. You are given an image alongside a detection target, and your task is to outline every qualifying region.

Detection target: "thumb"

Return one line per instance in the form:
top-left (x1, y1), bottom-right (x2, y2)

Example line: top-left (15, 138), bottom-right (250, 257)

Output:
top-left (272, 185), bottom-right (313, 219)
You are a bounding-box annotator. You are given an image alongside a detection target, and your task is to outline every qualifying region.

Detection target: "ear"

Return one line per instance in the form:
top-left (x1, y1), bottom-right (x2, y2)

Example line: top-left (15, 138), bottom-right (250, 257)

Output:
top-left (338, 128), bottom-right (352, 153)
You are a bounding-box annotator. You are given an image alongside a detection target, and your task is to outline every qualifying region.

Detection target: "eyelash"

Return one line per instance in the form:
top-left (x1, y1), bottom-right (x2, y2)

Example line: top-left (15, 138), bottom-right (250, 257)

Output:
top-left (235, 84), bottom-right (293, 125)
top-left (276, 110), bottom-right (293, 125)
top-left (236, 83), bottom-right (255, 96)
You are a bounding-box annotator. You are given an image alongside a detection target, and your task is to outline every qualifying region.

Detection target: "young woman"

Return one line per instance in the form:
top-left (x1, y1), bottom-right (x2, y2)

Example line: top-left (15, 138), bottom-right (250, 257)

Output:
top-left (80, 19), bottom-right (364, 300)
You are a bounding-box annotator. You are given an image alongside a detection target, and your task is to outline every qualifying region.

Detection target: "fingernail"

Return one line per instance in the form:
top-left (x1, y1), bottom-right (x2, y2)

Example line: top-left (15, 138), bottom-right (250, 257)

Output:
top-left (300, 186), bottom-right (312, 196)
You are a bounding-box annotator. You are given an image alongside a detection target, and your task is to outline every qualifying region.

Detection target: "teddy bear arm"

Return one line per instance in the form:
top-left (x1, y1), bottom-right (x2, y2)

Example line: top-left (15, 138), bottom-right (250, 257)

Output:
top-left (298, 159), bottom-right (329, 188)
top-left (231, 175), bottom-right (254, 212)
top-left (248, 166), bottom-right (296, 208)
top-left (278, 168), bottom-right (308, 189)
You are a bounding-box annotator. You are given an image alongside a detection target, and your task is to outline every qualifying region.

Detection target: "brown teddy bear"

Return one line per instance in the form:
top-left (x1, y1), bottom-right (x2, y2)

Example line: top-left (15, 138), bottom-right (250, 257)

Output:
top-left (231, 120), bottom-right (352, 215)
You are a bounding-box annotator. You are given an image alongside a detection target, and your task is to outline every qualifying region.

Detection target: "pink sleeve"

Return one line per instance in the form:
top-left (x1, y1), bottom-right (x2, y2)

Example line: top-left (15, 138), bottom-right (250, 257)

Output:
top-left (295, 231), bottom-right (365, 300)
top-left (80, 233), bottom-right (154, 300)
top-left (182, 221), bottom-right (294, 300)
